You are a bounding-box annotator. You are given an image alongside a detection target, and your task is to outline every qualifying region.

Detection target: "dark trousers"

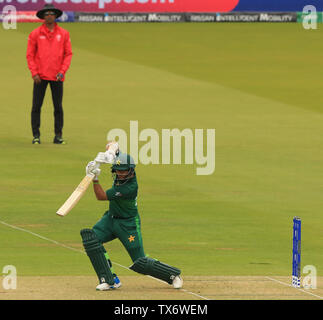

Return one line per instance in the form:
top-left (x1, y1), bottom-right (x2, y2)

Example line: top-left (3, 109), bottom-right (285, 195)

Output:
top-left (31, 80), bottom-right (64, 137)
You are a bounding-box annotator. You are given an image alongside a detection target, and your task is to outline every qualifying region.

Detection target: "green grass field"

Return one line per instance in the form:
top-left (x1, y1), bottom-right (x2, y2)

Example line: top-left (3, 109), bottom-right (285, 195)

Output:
top-left (0, 22), bottom-right (323, 299)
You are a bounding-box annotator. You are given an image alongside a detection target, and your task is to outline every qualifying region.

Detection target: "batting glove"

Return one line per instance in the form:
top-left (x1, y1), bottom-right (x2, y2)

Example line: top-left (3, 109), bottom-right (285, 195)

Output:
top-left (86, 161), bottom-right (101, 179)
top-left (95, 151), bottom-right (116, 164)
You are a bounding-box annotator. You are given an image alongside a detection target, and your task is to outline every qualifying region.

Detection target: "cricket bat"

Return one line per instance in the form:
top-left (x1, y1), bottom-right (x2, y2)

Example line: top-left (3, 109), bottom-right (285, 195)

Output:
top-left (56, 174), bottom-right (94, 217)
top-left (56, 141), bottom-right (119, 217)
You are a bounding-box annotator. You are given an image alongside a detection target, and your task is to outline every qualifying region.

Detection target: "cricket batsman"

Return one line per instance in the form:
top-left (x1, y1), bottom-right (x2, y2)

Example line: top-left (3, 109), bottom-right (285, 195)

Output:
top-left (81, 142), bottom-right (183, 290)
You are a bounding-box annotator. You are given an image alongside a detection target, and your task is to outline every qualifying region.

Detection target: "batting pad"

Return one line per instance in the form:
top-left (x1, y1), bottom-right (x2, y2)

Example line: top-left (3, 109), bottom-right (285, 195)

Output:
top-left (80, 228), bottom-right (115, 286)
top-left (130, 256), bottom-right (181, 284)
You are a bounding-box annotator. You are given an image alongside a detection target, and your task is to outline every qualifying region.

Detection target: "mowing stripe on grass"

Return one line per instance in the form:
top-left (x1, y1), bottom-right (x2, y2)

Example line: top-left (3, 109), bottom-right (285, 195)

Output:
top-left (0, 220), bottom-right (210, 300)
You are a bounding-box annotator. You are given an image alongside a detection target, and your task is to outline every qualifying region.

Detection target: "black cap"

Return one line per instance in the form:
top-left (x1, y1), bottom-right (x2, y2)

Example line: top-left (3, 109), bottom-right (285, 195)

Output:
top-left (36, 4), bottom-right (63, 19)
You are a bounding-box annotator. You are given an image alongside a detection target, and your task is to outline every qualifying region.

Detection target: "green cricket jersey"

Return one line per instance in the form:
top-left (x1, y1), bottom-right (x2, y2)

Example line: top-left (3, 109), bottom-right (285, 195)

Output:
top-left (105, 175), bottom-right (138, 218)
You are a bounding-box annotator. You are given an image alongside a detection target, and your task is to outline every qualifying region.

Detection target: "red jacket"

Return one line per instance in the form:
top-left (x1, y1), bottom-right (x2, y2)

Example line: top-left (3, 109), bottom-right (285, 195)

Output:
top-left (26, 23), bottom-right (72, 81)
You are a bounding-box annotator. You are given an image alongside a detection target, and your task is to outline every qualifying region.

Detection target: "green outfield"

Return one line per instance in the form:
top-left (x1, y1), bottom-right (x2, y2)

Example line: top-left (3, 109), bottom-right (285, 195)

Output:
top-left (0, 23), bottom-right (322, 299)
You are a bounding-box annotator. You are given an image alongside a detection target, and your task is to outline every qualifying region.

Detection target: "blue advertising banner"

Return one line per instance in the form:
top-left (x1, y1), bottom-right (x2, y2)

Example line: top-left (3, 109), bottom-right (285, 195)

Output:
top-left (56, 11), bottom-right (74, 22)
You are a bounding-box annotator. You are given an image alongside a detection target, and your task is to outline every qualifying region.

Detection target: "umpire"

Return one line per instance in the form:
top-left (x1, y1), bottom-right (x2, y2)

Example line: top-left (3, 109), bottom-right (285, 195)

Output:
top-left (26, 4), bottom-right (73, 145)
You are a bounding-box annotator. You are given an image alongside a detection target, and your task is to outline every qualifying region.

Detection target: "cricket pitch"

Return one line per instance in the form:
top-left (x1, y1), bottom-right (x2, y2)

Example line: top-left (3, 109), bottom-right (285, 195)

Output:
top-left (1, 276), bottom-right (322, 300)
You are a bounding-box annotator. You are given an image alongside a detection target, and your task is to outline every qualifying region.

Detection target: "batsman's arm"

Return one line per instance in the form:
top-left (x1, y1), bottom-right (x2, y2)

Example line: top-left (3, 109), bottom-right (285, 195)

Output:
top-left (93, 180), bottom-right (108, 201)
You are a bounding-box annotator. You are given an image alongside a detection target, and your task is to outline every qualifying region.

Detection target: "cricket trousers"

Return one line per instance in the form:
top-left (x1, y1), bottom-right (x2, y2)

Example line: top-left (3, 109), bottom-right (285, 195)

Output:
top-left (31, 80), bottom-right (64, 137)
top-left (93, 212), bottom-right (146, 263)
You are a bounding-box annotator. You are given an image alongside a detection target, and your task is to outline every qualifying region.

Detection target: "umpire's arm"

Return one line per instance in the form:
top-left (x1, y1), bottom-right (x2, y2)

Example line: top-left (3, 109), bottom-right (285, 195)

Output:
top-left (26, 31), bottom-right (39, 79)
top-left (59, 31), bottom-right (73, 77)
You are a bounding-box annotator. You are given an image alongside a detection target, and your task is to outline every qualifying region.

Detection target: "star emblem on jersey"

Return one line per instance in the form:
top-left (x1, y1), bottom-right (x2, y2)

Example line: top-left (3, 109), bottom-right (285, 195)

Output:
top-left (128, 235), bottom-right (135, 243)
top-left (116, 159), bottom-right (121, 165)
